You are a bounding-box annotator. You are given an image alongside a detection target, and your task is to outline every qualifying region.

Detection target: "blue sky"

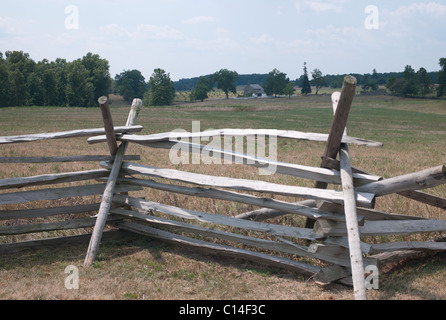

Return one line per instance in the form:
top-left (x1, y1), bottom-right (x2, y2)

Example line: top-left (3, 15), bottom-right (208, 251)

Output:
top-left (1, 0), bottom-right (445, 81)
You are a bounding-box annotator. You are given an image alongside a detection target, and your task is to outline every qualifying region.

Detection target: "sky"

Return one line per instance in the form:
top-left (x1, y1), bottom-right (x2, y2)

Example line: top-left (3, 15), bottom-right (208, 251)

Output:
top-left (1, 0), bottom-right (445, 81)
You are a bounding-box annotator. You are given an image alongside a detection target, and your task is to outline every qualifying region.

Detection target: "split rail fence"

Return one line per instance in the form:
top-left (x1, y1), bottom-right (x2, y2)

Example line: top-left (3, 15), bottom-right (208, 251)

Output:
top-left (1, 76), bottom-right (446, 300)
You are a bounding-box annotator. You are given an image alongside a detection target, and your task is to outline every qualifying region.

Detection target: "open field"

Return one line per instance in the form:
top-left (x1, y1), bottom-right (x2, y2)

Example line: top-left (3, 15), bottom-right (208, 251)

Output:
top-left (0, 94), bottom-right (446, 300)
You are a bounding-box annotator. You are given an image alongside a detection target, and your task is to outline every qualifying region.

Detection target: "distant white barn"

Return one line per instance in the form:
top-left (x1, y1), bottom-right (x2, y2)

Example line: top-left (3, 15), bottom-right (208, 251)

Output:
top-left (244, 84), bottom-right (266, 97)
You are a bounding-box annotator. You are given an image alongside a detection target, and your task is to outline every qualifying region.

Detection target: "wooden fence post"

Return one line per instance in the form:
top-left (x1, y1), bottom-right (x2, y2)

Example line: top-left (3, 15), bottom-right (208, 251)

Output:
top-left (339, 143), bottom-right (367, 300)
top-left (318, 75), bottom-right (357, 186)
top-left (98, 96), bottom-right (118, 156)
top-left (306, 76), bottom-right (357, 228)
top-left (84, 98), bottom-right (142, 267)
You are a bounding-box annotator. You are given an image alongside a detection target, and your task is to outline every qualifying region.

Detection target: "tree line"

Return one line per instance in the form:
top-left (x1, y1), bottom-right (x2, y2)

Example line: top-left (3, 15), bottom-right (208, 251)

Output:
top-left (178, 61), bottom-right (445, 100)
top-left (0, 51), bottom-right (112, 108)
top-left (1, 50), bottom-right (445, 108)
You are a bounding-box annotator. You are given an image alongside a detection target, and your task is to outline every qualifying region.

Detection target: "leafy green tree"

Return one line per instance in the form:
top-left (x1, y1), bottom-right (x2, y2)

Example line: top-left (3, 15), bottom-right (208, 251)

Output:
top-left (26, 72), bottom-right (44, 106)
top-left (0, 51), bottom-right (112, 107)
top-left (53, 58), bottom-right (69, 106)
top-left (361, 81), bottom-right (378, 94)
top-left (0, 53), bottom-right (9, 107)
top-left (387, 65), bottom-right (418, 97)
top-left (190, 76), bottom-right (212, 102)
top-left (265, 69), bottom-right (289, 97)
top-left (437, 58), bottom-right (446, 97)
top-left (311, 69), bottom-right (325, 95)
top-left (81, 53), bottom-right (112, 100)
top-left (361, 72), bottom-right (378, 94)
top-left (416, 67), bottom-right (432, 97)
top-left (5, 51), bottom-right (36, 106)
top-left (300, 62), bottom-right (312, 95)
top-left (388, 78), bottom-right (407, 96)
top-left (145, 68), bottom-right (175, 106)
top-left (386, 76), bottom-right (396, 94)
top-left (115, 69), bottom-right (148, 103)
top-left (8, 70), bottom-right (26, 106)
top-left (283, 82), bottom-right (296, 98)
top-left (5, 51), bottom-right (35, 80)
top-left (211, 69), bottom-right (239, 99)
top-left (37, 60), bottom-right (59, 106)
top-left (402, 65), bottom-right (417, 96)
top-left (65, 59), bottom-right (94, 107)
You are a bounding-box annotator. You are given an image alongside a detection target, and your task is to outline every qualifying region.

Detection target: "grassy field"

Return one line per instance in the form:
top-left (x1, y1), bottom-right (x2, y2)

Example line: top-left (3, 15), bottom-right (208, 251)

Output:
top-left (0, 93), bottom-right (446, 300)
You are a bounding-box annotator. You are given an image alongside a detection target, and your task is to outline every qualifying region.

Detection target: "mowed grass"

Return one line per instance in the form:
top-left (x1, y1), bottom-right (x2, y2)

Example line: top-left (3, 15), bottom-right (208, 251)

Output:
top-left (0, 94), bottom-right (446, 300)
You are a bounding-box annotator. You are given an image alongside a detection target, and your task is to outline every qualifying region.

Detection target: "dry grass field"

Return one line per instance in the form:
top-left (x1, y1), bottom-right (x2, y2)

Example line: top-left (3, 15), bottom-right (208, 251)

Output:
top-left (0, 93), bottom-right (446, 300)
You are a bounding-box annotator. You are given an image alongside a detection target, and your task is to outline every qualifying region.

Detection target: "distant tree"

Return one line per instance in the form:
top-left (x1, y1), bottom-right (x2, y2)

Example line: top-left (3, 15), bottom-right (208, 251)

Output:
top-left (81, 53), bottom-right (112, 100)
top-left (26, 72), bottom-right (44, 106)
top-left (211, 69), bottom-right (239, 99)
top-left (300, 62), bottom-right (312, 95)
top-left (328, 76), bottom-right (343, 89)
top-left (37, 60), bottom-right (58, 106)
top-left (115, 69), bottom-right (148, 103)
top-left (389, 78), bottom-right (408, 96)
top-left (283, 82), bottom-right (296, 98)
top-left (265, 68), bottom-right (289, 97)
top-left (5, 51), bottom-right (36, 106)
top-left (385, 76), bottom-right (396, 94)
top-left (361, 69), bottom-right (379, 94)
top-left (5, 50), bottom-right (35, 80)
top-left (402, 65), bottom-right (417, 96)
top-left (8, 70), bottom-right (26, 106)
top-left (361, 76), bottom-right (378, 95)
top-left (65, 59), bottom-right (94, 107)
top-left (361, 81), bottom-right (378, 94)
top-left (416, 67), bottom-right (432, 97)
top-left (145, 68), bottom-right (176, 106)
top-left (190, 76), bottom-right (212, 102)
top-left (311, 69), bottom-right (325, 95)
top-left (403, 65), bottom-right (415, 79)
top-left (437, 58), bottom-right (446, 97)
top-left (0, 54), bottom-right (10, 107)
top-left (387, 65), bottom-right (418, 97)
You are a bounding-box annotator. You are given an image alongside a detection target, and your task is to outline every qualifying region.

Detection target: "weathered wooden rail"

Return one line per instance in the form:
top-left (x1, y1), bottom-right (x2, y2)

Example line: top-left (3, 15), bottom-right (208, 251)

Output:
top-left (1, 77), bottom-right (446, 300)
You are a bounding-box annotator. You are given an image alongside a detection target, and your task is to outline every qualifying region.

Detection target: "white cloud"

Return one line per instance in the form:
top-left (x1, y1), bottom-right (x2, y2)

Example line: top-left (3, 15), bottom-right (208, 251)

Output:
top-left (380, 2), bottom-right (446, 39)
top-left (306, 1), bottom-right (343, 13)
top-left (100, 23), bottom-right (184, 41)
top-left (295, 0), bottom-right (345, 13)
top-left (100, 24), bottom-right (131, 38)
top-left (182, 16), bottom-right (216, 25)
top-left (216, 28), bottom-right (229, 36)
top-left (250, 34), bottom-right (274, 45)
top-left (183, 29), bottom-right (239, 53)
top-left (0, 16), bottom-right (33, 35)
top-left (394, 2), bottom-right (446, 16)
top-left (136, 24), bottom-right (183, 40)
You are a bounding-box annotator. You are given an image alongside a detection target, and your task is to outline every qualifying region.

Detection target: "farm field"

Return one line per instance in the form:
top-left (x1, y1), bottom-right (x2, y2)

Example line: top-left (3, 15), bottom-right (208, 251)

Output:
top-left (0, 94), bottom-right (446, 300)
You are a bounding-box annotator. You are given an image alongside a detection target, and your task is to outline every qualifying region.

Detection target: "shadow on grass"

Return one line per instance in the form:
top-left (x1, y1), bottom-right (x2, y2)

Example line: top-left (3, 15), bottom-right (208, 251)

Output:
top-left (2, 230), bottom-right (446, 300)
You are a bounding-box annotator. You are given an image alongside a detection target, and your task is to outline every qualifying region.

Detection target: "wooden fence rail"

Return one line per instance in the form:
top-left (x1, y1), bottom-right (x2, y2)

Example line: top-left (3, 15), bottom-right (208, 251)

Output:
top-left (1, 79), bottom-right (446, 300)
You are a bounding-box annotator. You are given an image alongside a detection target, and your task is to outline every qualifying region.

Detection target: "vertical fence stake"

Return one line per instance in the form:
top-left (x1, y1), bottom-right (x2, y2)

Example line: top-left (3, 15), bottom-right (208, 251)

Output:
top-left (84, 98), bottom-right (142, 268)
top-left (339, 143), bottom-right (367, 300)
top-left (98, 96), bottom-right (118, 156)
top-left (305, 76), bottom-right (357, 228)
